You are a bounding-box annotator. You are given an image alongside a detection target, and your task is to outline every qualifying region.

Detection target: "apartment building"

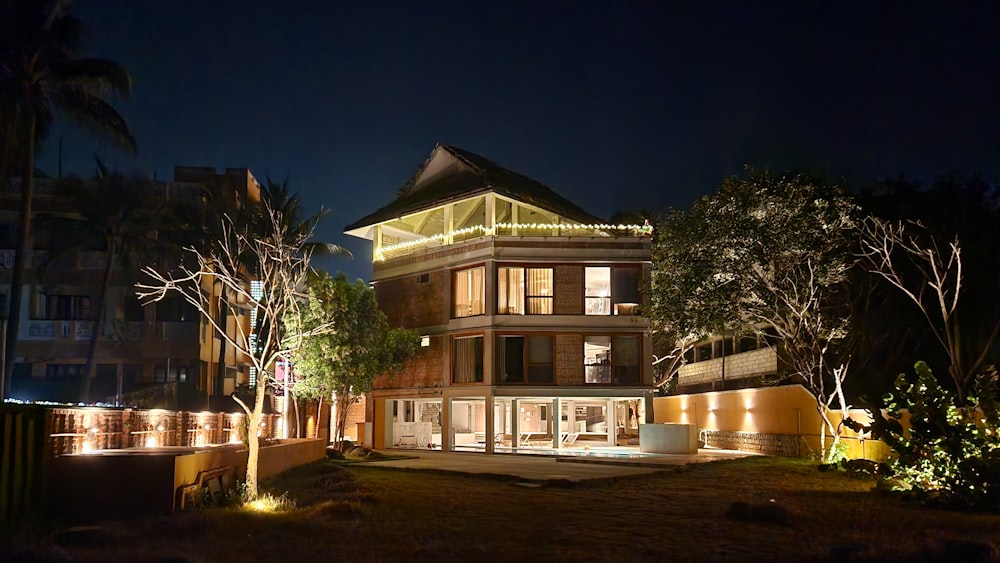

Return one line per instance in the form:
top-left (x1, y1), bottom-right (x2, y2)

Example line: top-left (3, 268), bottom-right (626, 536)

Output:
top-left (345, 144), bottom-right (654, 453)
top-left (0, 166), bottom-right (259, 408)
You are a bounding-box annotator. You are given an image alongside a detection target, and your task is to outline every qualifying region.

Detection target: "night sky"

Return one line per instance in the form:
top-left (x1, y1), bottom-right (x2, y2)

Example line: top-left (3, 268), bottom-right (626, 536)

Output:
top-left (38, 1), bottom-right (1000, 282)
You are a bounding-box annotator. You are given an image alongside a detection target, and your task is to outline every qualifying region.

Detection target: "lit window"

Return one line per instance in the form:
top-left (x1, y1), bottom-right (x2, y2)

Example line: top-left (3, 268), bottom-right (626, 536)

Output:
top-left (585, 336), bottom-right (641, 385)
top-left (498, 266), bottom-right (552, 314)
top-left (585, 267), bottom-right (611, 315)
top-left (452, 336), bottom-right (484, 383)
top-left (452, 267), bottom-right (484, 318)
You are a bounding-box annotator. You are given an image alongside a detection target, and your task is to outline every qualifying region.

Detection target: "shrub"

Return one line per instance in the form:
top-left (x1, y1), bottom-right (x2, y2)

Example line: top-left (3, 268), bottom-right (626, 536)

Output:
top-left (881, 361), bottom-right (1000, 508)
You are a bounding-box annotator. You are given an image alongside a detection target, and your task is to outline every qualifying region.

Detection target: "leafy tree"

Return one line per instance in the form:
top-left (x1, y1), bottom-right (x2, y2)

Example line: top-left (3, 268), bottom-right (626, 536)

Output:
top-left (137, 200), bottom-right (332, 499)
top-left (650, 168), bottom-right (858, 460)
top-left (290, 271), bottom-right (418, 449)
top-left (0, 0), bottom-right (136, 397)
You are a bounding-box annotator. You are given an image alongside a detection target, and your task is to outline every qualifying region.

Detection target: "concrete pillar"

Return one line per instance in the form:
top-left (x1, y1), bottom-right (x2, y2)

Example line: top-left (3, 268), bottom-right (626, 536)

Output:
top-left (552, 397), bottom-right (562, 449)
top-left (643, 391), bottom-right (655, 424)
top-left (483, 328), bottom-right (494, 384)
top-left (485, 393), bottom-right (495, 454)
top-left (441, 397), bottom-right (452, 452)
top-left (511, 398), bottom-right (520, 449)
top-left (484, 261), bottom-right (497, 317)
top-left (607, 399), bottom-right (616, 446)
top-left (444, 204), bottom-right (454, 243)
top-left (374, 224), bottom-right (383, 261)
top-left (511, 204), bottom-right (519, 236)
top-left (567, 400), bottom-right (576, 434)
top-left (485, 193), bottom-right (496, 233)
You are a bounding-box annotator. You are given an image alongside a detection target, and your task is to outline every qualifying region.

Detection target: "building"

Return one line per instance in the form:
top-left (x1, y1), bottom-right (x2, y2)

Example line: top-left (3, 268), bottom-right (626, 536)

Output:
top-left (345, 144), bottom-right (654, 453)
top-left (672, 330), bottom-right (782, 394)
top-left (1, 166), bottom-right (260, 409)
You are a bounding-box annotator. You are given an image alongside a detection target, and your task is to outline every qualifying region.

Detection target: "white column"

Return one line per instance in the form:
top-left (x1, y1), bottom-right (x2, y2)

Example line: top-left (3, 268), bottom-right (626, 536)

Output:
top-left (374, 224), bottom-right (383, 261)
top-left (485, 193), bottom-right (496, 234)
top-left (444, 204), bottom-right (454, 244)
top-left (511, 398), bottom-right (520, 449)
top-left (552, 397), bottom-right (562, 449)
top-left (607, 399), bottom-right (616, 446)
top-left (567, 400), bottom-right (576, 434)
top-left (441, 397), bottom-right (452, 452)
top-left (511, 204), bottom-right (519, 236)
top-left (485, 393), bottom-right (495, 454)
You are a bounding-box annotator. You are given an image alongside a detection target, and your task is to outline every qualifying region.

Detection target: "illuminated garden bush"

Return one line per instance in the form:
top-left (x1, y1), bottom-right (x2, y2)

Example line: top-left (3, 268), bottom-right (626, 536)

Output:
top-left (881, 361), bottom-right (1000, 508)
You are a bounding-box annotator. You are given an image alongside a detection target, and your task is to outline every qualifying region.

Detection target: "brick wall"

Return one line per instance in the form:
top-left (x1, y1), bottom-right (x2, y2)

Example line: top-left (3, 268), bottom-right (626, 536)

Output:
top-left (555, 334), bottom-right (584, 385)
top-left (677, 347), bottom-right (778, 387)
top-left (554, 265), bottom-right (583, 315)
top-left (375, 334), bottom-right (448, 390)
top-left (375, 270), bottom-right (446, 329)
top-left (701, 430), bottom-right (806, 458)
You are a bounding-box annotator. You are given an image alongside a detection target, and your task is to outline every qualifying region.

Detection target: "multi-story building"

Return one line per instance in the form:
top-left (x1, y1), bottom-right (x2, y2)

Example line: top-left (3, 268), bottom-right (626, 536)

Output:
top-left (0, 166), bottom-right (259, 408)
top-left (345, 144), bottom-right (654, 453)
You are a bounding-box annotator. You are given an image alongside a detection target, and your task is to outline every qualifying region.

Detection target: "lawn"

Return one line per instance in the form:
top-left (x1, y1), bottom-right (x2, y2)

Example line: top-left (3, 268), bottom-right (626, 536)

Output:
top-left (12, 456), bottom-right (1000, 562)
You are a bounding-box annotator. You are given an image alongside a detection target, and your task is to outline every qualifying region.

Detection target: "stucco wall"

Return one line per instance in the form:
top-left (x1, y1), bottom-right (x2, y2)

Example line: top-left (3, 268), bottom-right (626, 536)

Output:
top-left (654, 385), bottom-right (892, 461)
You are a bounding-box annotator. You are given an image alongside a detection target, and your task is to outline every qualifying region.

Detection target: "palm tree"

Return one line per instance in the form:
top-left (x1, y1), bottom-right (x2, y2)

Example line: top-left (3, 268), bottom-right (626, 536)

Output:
top-left (0, 0), bottom-right (136, 397)
top-left (44, 160), bottom-right (166, 402)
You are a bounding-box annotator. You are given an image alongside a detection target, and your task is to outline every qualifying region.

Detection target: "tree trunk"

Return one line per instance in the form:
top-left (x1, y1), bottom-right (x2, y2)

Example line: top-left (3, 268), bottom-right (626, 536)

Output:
top-left (316, 395), bottom-right (324, 441)
top-left (3, 117), bottom-right (36, 398)
top-left (81, 244), bottom-right (116, 402)
top-left (244, 368), bottom-right (268, 500)
top-left (291, 391), bottom-right (300, 438)
top-left (215, 295), bottom-right (228, 403)
top-left (336, 393), bottom-right (353, 451)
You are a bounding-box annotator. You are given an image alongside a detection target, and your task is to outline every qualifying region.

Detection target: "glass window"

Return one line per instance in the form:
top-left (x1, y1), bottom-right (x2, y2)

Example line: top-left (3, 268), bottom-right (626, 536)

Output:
top-left (612, 336), bottom-right (641, 385)
top-left (497, 335), bottom-right (553, 383)
top-left (452, 336), bottom-right (484, 383)
top-left (585, 336), bottom-right (641, 384)
top-left (526, 336), bottom-right (553, 383)
top-left (585, 267), bottom-right (611, 315)
top-left (498, 266), bottom-right (552, 315)
top-left (612, 267), bottom-right (641, 314)
top-left (584, 336), bottom-right (611, 384)
top-left (452, 267), bottom-right (484, 318)
top-left (739, 335), bottom-right (758, 353)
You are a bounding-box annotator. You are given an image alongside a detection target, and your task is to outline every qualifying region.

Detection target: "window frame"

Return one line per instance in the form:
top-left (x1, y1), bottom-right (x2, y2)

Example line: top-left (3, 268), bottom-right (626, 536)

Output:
top-left (497, 334), bottom-right (554, 384)
top-left (451, 334), bottom-right (484, 384)
top-left (497, 265), bottom-right (553, 315)
top-left (452, 265), bottom-right (485, 318)
top-left (584, 334), bottom-right (643, 385)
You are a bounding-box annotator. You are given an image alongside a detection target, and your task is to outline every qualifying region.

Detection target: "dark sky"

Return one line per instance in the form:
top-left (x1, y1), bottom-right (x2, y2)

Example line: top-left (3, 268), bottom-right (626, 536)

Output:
top-left (39, 1), bottom-right (1000, 282)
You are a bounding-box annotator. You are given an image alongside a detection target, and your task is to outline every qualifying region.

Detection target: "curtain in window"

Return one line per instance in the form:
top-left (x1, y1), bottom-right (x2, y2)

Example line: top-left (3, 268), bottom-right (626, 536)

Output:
top-left (526, 268), bottom-right (552, 314)
top-left (453, 337), bottom-right (483, 383)
top-left (498, 267), bottom-right (525, 314)
top-left (453, 267), bottom-right (484, 317)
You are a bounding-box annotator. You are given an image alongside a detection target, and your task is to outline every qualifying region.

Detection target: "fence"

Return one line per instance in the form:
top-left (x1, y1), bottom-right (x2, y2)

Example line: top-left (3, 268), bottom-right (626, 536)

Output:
top-left (47, 407), bottom-right (279, 456)
top-left (0, 405), bottom-right (49, 525)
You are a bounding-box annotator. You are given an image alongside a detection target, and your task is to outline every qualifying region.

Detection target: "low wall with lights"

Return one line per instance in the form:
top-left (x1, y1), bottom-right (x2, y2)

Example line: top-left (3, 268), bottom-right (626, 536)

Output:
top-left (654, 385), bottom-right (893, 461)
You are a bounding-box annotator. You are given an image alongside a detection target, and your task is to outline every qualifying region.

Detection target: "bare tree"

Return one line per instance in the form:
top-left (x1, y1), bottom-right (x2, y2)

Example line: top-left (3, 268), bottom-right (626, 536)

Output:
top-left (860, 218), bottom-right (999, 403)
top-left (753, 258), bottom-right (853, 459)
top-left (136, 203), bottom-right (332, 499)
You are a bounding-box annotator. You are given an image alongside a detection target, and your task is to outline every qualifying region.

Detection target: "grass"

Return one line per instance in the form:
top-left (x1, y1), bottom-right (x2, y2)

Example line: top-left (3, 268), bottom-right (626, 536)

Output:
top-left (13, 455), bottom-right (1000, 562)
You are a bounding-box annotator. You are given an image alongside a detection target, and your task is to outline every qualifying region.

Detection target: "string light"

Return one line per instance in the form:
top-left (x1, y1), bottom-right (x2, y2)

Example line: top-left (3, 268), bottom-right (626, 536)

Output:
top-left (376, 222), bottom-right (653, 260)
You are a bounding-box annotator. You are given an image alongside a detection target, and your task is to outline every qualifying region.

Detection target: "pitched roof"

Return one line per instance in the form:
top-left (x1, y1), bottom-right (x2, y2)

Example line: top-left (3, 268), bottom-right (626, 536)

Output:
top-left (344, 144), bottom-right (604, 232)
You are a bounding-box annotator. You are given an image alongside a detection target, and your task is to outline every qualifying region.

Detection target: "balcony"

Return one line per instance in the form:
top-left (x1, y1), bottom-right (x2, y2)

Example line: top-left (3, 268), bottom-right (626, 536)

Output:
top-left (376, 223), bottom-right (652, 262)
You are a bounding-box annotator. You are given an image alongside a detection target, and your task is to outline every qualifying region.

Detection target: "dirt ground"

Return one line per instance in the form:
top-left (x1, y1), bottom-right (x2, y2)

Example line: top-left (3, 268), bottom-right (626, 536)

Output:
top-left (9, 456), bottom-right (1000, 562)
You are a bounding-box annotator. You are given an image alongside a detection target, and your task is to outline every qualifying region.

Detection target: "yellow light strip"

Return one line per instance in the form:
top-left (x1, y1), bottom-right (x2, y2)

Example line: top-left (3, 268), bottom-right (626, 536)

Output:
top-left (375, 223), bottom-right (652, 261)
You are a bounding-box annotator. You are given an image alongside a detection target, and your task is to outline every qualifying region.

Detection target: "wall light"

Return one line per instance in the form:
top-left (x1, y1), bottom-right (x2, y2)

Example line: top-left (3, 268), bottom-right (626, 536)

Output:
top-left (420, 335), bottom-right (431, 347)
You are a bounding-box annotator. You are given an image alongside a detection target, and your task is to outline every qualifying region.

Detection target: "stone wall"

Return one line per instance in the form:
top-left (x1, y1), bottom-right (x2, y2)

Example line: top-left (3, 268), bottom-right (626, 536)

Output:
top-left (555, 334), bottom-right (584, 385)
top-left (677, 347), bottom-right (778, 387)
top-left (701, 430), bottom-right (806, 458)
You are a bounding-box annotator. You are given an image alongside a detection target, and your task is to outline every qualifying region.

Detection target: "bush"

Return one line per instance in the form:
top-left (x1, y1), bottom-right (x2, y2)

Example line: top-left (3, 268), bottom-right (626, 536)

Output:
top-left (881, 361), bottom-right (1000, 508)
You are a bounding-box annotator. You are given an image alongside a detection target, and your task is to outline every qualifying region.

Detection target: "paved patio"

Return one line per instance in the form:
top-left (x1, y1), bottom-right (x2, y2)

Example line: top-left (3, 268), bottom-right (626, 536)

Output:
top-left (360, 447), bottom-right (755, 482)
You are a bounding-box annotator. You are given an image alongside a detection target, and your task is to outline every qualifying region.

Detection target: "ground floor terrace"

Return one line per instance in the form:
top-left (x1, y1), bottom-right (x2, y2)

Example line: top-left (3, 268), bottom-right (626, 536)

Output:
top-left (370, 387), bottom-right (654, 455)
